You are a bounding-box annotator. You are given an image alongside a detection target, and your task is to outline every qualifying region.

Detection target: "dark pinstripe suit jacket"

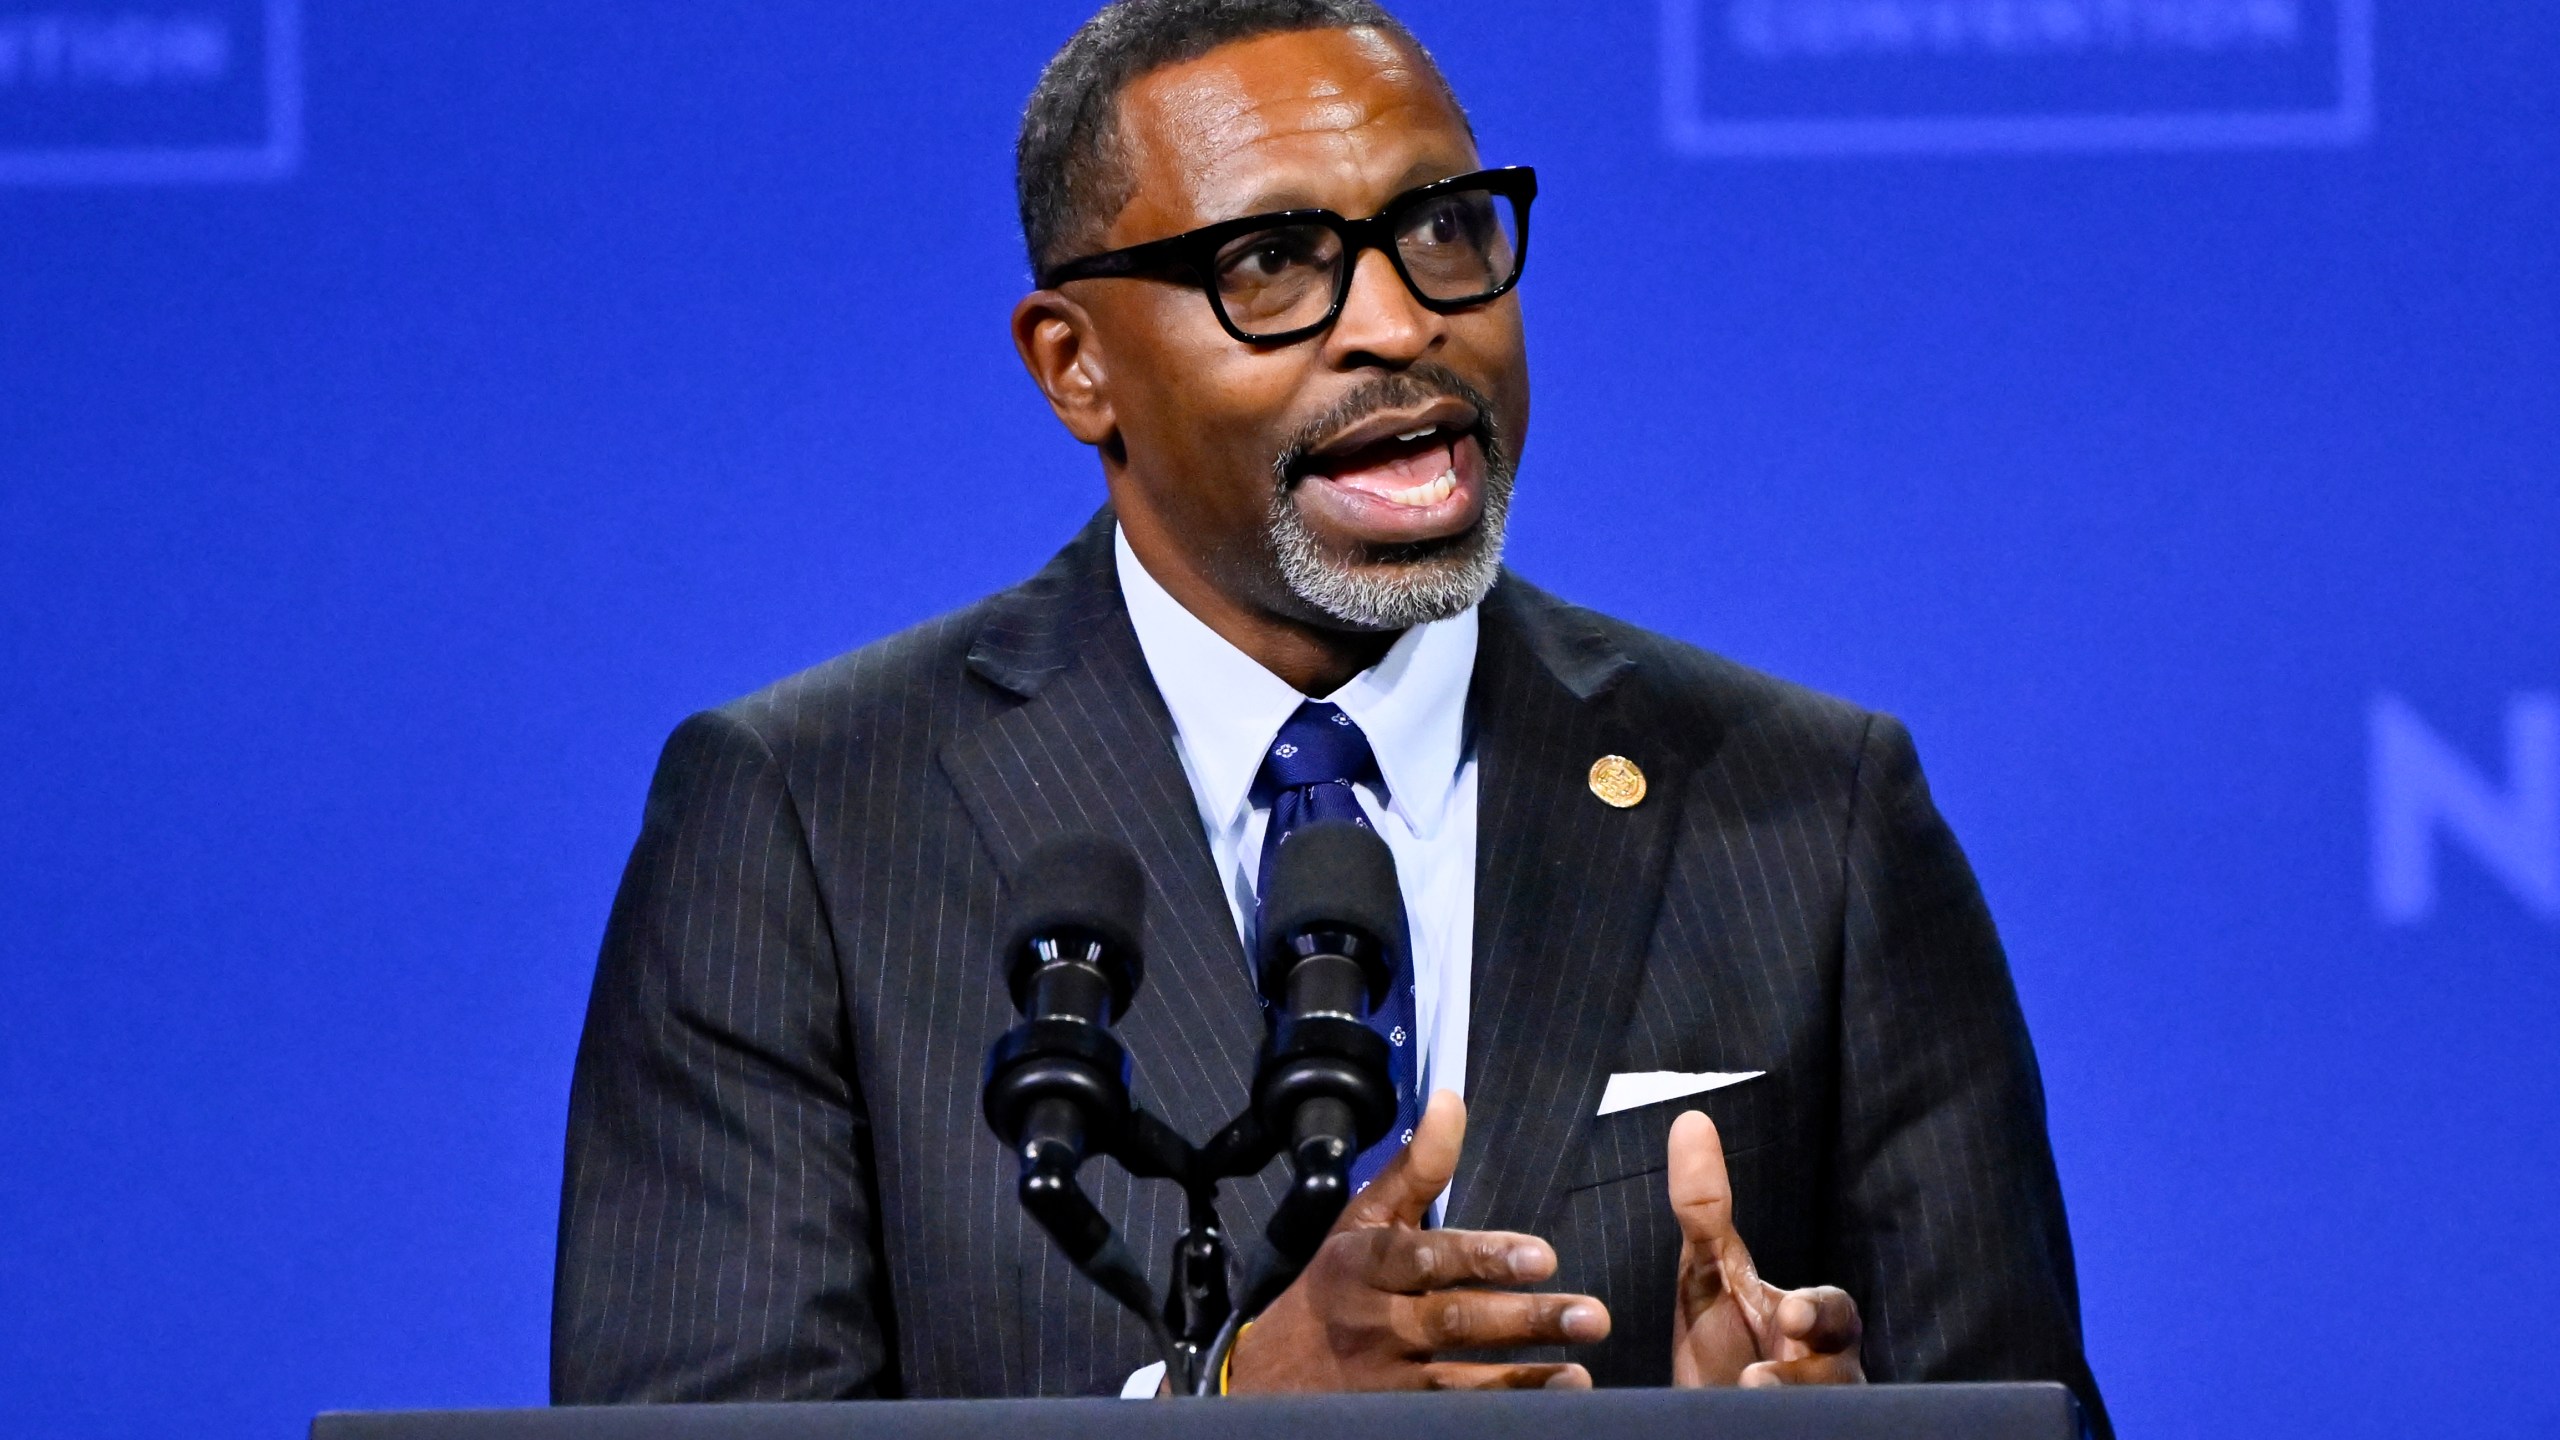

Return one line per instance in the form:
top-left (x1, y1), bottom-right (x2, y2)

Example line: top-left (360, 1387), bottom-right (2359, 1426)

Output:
top-left (552, 513), bottom-right (2106, 1430)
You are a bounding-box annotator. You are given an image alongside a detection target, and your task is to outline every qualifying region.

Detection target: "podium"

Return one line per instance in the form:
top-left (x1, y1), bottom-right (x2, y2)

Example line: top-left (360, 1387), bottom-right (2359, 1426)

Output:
top-left (315, 1384), bottom-right (2084, 1440)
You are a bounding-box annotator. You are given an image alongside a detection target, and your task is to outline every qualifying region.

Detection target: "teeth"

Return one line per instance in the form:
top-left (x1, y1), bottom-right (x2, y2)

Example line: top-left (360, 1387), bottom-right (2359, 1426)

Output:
top-left (1385, 469), bottom-right (1458, 507)
top-left (1395, 427), bottom-right (1437, 442)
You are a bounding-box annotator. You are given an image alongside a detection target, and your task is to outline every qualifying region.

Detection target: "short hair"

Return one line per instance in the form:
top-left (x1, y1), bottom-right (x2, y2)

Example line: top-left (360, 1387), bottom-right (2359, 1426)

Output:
top-left (1016, 0), bottom-right (1466, 278)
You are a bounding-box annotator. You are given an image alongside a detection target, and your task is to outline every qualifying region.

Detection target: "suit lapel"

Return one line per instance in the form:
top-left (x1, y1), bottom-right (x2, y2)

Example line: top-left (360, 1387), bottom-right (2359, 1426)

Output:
top-left (1446, 578), bottom-right (1688, 1237)
top-left (937, 515), bottom-right (1283, 1223)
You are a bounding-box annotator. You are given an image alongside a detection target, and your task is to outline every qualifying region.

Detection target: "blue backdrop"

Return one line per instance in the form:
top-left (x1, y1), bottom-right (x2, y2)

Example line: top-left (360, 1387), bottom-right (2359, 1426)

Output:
top-left (4, 3), bottom-right (2554, 1436)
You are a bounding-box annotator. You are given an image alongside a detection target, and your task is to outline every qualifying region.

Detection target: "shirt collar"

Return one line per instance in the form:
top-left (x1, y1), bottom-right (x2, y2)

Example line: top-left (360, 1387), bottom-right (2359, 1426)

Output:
top-left (1115, 524), bottom-right (1477, 840)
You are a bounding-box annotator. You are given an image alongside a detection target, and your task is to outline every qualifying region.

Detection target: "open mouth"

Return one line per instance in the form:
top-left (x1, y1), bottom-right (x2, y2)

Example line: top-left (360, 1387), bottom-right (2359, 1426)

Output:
top-left (1284, 396), bottom-right (1489, 543)
top-left (1300, 422), bottom-right (1470, 508)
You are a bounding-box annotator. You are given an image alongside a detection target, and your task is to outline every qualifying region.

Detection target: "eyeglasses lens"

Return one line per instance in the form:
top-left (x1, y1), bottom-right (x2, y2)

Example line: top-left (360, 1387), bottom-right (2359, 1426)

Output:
top-left (1213, 224), bottom-right (1345, 338)
top-left (1395, 188), bottom-right (1520, 303)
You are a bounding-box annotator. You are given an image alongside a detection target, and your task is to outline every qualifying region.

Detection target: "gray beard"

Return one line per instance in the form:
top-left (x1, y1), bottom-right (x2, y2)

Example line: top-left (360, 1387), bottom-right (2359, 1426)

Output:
top-left (1265, 462), bottom-right (1514, 631)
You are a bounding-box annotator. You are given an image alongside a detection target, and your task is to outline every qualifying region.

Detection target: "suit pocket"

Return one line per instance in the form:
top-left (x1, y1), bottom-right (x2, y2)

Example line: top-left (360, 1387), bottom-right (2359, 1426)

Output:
top-left (1563, 1074), bottom-right (1780, 1192)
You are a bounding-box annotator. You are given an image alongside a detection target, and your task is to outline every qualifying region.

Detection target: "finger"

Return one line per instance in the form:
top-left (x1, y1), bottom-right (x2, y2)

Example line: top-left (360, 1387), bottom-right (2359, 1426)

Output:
top-left (1362, 1226), bottom-right (1557, 1293)
top-left (1774, 1287), bottom-right (1863, 1356)
top-left (1393, 1289), bottom-right (1611, 1352)
top-left (1339, 1088), bottom-right (1465, 1230)
top-left (1667, 1110), bottom-right (1741, 1257)
top-left (1420, 1362), bottom-right (1594, 1391)
top-left (1741, 1350), bottom-right (1865, 1387)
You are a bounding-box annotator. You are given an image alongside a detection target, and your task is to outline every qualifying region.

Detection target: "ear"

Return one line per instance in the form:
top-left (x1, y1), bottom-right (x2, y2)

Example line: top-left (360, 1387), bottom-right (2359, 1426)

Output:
top-left (1012, 289), bottom-right (1118, 448)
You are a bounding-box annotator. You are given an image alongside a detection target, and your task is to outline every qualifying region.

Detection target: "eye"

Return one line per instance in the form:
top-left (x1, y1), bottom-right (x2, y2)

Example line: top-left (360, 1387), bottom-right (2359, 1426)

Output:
top-left (1404, 197), bottom-right (1481, 249)
top-left (1236, 240), bottom-right (1299, 278)
top-left (1215, 225), bottom-right (1337, 289)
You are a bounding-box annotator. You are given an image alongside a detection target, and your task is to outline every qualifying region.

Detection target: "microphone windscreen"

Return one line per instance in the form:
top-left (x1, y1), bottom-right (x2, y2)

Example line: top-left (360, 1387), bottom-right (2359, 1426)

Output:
top-left (1258, 820), bottom-right (1404, 976)
top-left (1002, 834), bottom-right (1147, 995)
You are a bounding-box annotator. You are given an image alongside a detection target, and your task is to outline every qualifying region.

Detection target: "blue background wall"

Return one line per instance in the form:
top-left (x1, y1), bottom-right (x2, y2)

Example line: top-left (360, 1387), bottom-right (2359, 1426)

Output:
top-left (3, 3), bottom-right (2554, 1436)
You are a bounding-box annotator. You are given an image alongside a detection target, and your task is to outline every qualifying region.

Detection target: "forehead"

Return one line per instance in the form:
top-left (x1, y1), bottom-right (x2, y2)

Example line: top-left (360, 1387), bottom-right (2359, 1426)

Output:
top-left (1107, 26), bottom-right (1476, 239)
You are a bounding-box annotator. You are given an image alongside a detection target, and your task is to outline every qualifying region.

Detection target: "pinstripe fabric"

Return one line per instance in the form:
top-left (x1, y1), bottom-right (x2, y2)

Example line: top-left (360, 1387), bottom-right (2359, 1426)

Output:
top-left (552, 511), bottom-right (2107, 1435)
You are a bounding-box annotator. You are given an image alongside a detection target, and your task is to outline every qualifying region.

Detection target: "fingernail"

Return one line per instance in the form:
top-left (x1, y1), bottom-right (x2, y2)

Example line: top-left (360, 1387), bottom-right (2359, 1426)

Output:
top-left (1561, 1302), bottom-right (1602, 1340)
top-left (1508, 1242), bottom-right (1547, 1276)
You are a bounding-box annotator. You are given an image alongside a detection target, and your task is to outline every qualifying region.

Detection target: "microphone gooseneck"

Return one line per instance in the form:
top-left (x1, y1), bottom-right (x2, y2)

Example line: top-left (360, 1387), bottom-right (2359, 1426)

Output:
top-left (978, 836), bottom-right (1165, 1340)
top-left (981, 824), bottom-right (1411, 1395)
top-left (1252, 820), bottom-right (1404, 1265)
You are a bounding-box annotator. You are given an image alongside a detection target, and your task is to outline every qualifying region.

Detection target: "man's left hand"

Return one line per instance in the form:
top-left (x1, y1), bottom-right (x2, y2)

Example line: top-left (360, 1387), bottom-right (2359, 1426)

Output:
top-left (1667, 1110), bottom-right (1866, 1388)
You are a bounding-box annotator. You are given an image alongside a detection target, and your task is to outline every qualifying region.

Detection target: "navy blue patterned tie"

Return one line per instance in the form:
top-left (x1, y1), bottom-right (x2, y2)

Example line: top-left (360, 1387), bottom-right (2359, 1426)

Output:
top-left (1252, 701), bottom-right (1422, 1195)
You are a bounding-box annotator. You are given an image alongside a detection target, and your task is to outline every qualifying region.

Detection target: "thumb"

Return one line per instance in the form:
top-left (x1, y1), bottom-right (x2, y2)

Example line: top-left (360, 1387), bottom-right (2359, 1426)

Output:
top-left (1338, 1089), bottom-right (1463, 1230)
top-left (1666, 1109), bottom-right (1745, 1262)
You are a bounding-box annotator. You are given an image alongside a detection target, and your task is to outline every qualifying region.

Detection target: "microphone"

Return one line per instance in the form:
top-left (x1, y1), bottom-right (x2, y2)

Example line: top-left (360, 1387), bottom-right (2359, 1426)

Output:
top-left (1251, 820), bottom-right (1403, 1262)
top-left (981, 835), bottom-right (1151, 1303)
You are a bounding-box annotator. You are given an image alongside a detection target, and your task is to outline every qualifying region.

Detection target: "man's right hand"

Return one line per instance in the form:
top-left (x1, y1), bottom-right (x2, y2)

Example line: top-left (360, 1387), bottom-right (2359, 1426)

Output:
top-left (1225, 1090), bottom-right (1612, 1392)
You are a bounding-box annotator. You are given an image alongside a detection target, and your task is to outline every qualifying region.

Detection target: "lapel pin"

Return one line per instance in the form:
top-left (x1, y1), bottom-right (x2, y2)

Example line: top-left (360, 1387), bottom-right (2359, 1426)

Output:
top-left (1588, 755), bottom-right (1647, 809)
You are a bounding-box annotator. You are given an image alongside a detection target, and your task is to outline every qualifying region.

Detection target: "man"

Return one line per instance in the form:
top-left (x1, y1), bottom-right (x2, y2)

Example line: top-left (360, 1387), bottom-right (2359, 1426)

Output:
top-left (553, 0), bottom-right (2106, 1426)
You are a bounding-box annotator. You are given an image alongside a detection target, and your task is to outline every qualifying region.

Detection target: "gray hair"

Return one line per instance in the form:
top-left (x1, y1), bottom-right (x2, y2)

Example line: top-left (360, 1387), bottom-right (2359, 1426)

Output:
top-left (1015, 0), bottom-right (1465, 277)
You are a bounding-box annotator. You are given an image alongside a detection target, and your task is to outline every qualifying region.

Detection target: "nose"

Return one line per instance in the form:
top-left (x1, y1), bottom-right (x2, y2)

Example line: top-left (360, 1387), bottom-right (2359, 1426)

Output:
top-left (1321, 244), bottom-right (1441, 368)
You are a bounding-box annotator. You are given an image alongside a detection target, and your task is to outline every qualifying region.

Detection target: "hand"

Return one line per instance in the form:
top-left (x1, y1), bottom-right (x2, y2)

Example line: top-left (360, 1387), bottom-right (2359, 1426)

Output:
top-left (1228, 1089), bottom-right (1613, 1392)
top-left (1668, 1109), bottom-right (1865, 1387)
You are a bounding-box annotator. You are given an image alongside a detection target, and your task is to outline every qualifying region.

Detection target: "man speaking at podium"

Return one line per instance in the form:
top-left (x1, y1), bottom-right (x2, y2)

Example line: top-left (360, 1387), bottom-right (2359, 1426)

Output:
top-left (553, 0), bottom-right (2106, 1429)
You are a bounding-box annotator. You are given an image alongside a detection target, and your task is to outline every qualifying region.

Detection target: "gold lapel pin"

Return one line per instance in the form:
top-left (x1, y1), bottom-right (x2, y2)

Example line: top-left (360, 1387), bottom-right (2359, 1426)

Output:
top-left (1588, 755), bottom-right (1647, 809)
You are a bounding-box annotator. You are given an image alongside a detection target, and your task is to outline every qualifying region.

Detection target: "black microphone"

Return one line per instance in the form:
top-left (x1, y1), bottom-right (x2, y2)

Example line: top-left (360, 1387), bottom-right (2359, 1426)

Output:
top-left (981, 835), bottom-right (1149, 1294)
top-left (1252, 820), bottom-right (1403, 1262)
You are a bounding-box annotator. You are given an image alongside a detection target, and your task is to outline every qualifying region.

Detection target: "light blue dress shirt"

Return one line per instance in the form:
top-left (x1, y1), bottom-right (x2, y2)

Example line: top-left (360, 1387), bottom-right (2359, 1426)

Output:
top-left (1114, 524), bottom-right (1480, 1112)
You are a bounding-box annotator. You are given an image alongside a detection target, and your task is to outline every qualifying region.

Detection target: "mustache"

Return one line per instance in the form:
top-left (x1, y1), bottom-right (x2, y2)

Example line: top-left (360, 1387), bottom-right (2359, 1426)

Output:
top-left (1270, 364), bottom-right (1505, 489)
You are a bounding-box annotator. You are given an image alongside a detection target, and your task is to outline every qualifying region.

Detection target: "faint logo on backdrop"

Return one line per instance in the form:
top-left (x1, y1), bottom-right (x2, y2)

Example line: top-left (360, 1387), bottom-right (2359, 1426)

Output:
top-left (1662, 0), bottom-right (2374, 156)
top-left (0, 0), bottom-right (299, 183)
top-left (2371, 694), bottom-right (2560, 925)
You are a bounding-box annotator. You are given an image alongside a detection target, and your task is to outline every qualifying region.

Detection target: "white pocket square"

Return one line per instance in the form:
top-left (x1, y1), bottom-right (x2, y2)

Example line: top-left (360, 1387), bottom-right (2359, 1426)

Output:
top-left (1596, 1070), bottom-right (1764, 1116)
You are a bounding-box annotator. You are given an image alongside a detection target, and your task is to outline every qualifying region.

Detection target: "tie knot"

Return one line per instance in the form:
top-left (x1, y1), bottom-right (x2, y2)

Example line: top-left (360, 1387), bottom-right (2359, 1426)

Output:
top-left (1258, 701), bottom-right (1384, 798)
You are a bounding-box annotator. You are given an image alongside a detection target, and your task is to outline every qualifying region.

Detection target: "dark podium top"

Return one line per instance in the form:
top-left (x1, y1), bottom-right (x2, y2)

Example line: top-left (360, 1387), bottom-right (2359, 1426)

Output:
top-left (316, 1384), bottom-right (2083, 1440)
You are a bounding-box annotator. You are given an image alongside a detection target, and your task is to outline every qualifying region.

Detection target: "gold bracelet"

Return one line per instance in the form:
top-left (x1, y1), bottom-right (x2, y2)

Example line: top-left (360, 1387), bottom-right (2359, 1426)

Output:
top-left (1219, 1321), bottom-right (1254, 1395)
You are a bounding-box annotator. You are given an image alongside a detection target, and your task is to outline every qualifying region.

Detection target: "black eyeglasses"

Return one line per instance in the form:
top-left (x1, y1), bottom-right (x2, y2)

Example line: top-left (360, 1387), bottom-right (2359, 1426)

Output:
top-left (1038, 166), bottom-right (1537, 346)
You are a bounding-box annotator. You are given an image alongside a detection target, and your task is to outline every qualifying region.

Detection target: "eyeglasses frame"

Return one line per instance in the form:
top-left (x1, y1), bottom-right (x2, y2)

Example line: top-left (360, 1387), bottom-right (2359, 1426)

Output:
top-left (1036, 165), bottom-right (1539, 346)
